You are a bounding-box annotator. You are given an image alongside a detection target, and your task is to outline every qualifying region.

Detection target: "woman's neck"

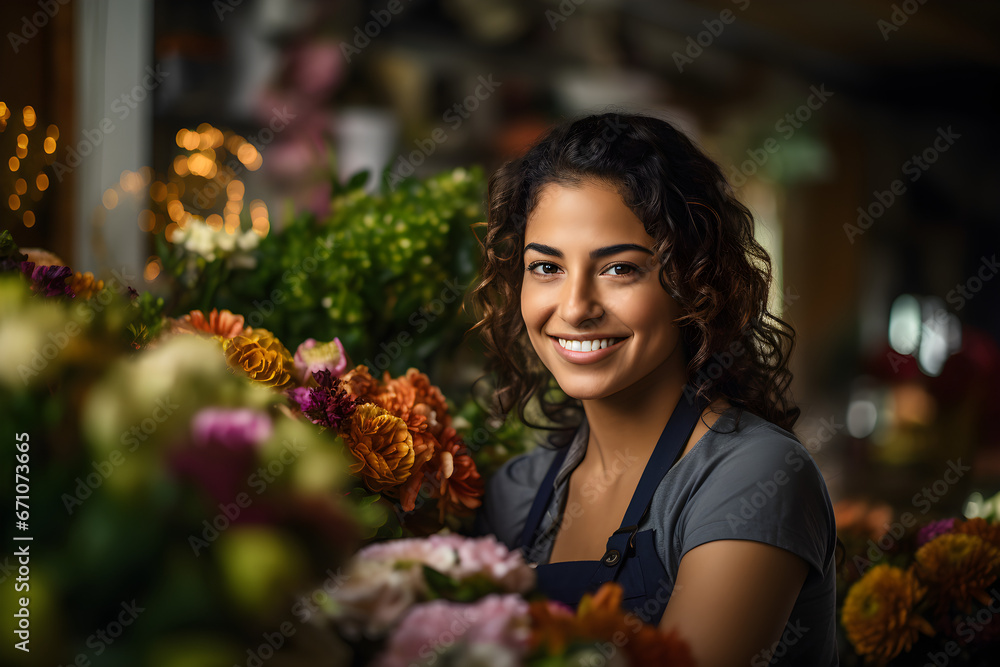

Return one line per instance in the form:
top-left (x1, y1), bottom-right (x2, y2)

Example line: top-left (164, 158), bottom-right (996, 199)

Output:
top-left (579, 353), bottom-right (691, 476)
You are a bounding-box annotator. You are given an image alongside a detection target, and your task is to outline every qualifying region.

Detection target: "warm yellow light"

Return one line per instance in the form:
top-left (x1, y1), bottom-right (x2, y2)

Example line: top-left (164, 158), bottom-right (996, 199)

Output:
top-left (150, 181), bottom-right (167, 202)
top-left (144, 257), bottom-right (162, 281)
top-left (182, 131), bottom-right (200, 151)
top-left (22, 106), bottom-right (36, 129)
top-left (237, 143), bottom-right (259, 165)
top-left (9, 156), bottom-right (19, 171)
top-left (16, 146), bottom-right (27, 159)
top-left (43, 137), bottom-right (56, 153)
top-left (206, 214), bottom-right (223, 230)
top-left (9, 194), bottom-right (20, 210)
top-left (0, 101), bottom-right (8, 118)
top-left (164, 222), bottom-right (179, 241)
top-left (14, 178), bottom-right (26, 195)
top-left (102, 189), bottom-right (118, 209)
top-left (36, 173), bottom-right (48, 191)
top-left (175, 128), bottom-right (188, 147)
top-left (138, 209), bottom-right (155, 232)
top-left (173, 155), bottom-right (189, 176)
top-left (167, 199), bottom-right (185, 222)
top-left (47, 124), bottom-right (58, 139)
top-left (227, 179), bottom-right (244, 200)
top-left (23, 210), bottom-right (35, 228)
top-left (17, 134), bottom-right (28, 149)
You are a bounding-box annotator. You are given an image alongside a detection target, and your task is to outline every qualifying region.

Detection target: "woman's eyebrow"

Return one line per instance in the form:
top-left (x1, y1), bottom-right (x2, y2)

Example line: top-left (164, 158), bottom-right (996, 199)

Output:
top-left (523, 242), bottom-right (654, 259)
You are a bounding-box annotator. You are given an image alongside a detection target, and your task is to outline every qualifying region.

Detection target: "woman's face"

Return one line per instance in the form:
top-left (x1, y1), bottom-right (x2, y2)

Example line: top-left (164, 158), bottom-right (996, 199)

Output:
top-left (520, 178), bottom-right (685, 402)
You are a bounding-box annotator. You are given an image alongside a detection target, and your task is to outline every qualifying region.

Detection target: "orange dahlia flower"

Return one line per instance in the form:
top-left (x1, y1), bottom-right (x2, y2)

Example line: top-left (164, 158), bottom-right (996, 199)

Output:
top-left (172, 308), bottom-right (249, 339)
top-left (841, 564), bottom-right (935, 664)
top-left (223, 328), bottom-right (295, 389)
top-left (426, 426), bottom-right (484, 521)
top-left (914, 533), bottom-right (1000, 613)
top-left (343, 403), bottom-right (415, 492)
top-left (340, 364), bottom-right (382, 403)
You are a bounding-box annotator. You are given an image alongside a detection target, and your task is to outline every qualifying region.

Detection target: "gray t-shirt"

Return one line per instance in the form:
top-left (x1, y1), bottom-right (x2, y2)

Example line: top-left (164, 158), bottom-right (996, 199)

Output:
top-left (475, 406), bottom-right (839, 667)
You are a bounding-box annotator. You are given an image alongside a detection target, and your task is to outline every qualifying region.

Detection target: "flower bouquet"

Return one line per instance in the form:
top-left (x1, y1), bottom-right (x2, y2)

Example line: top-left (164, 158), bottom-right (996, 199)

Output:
top-left (311, 532), bottom-right (695, 667)
top-left (838, 512), bottom-right (1000, 666)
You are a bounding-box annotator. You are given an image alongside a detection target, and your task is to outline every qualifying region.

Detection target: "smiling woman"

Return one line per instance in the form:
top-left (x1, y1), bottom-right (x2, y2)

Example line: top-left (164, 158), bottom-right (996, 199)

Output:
top-left (468, 112), bottom-right (842, 667)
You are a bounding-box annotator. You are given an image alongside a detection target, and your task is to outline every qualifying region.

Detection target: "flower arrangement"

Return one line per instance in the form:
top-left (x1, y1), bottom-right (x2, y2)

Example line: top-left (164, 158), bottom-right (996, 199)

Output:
top-left (315, 533), bottom-right (694, 667)
top-left (838, 512), bottom-right (1000, 666)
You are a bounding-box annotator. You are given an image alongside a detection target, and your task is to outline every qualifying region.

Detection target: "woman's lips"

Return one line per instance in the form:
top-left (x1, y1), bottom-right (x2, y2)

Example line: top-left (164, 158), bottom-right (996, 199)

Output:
top-left (549, 335), bottom-right (627, 364)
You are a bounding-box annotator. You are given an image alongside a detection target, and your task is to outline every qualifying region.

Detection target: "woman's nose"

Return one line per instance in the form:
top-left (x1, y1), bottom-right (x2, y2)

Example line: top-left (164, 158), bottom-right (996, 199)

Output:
top-left (557, 272), bottom-right (604, 327)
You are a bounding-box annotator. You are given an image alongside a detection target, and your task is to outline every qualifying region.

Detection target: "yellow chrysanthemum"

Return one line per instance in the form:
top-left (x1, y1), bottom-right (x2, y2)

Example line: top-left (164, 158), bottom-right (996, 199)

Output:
top-left (343, 403), bottom-right (414, 492)
top-left (914, 533), bottom-right (1000, 613)
top-left (222, 328), bottom-right (294, 389)
top-left (67, 271), bottom-right (105, 299)
top-left (841, 564), bottom-right (935, 665)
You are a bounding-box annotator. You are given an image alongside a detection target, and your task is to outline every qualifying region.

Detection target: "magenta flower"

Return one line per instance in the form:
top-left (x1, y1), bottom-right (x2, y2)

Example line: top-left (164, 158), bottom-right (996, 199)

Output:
top-left (288, 369), bottom-right (365, 430)
top-left (294, 337), bottom-right (348, 384)
top-left (20, 261), bottom-right (75, 298)
top-left (917, 518), bottom-right (959, 546)
top-left (171, 407), bottom-right (272, 506)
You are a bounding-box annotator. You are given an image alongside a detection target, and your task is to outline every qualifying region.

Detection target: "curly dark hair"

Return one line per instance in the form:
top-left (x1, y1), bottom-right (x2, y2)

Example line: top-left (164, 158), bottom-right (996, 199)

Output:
top-left (465, 111), bottom-right (800, 446)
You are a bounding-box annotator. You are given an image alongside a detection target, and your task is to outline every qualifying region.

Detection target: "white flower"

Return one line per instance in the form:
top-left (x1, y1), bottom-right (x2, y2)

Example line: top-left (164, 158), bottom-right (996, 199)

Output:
top-left (215, 229), bottom-right (236, 252)
top-left (236, 230), bottom-right (260, 251)
top-left (183, 221), bottom-right (218, 262)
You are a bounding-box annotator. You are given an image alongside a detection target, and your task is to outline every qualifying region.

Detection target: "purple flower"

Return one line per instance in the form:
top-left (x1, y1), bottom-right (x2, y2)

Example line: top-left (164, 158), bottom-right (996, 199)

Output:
top-left (171, 408), bottom-right (272, 505)
top-left (288, 370), bottom-right (365, 430)
top-left (293, 337), bottom-right (348, 384)
top-left (917, 518), bottom-right (959, 546)
top-left (20, 261), bottom-right (75, 298)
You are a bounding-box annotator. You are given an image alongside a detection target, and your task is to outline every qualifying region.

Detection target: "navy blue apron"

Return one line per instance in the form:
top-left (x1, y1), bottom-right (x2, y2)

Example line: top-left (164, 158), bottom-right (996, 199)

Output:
top-left (516, 394), bottom-right (706, 625)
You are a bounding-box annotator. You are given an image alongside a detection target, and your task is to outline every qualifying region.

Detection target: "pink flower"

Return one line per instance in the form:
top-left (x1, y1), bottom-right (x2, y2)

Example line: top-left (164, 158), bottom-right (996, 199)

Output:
top-left (294, 337), bottom-right (348, 384)
top-left (917, 517), bottom-right (958, 546)
top-left (374, 595), bottom-right (531, 667)
top-left (427, 534), bottom-right (536, 594)
top-left (170, 408), bottom-right (272, 506)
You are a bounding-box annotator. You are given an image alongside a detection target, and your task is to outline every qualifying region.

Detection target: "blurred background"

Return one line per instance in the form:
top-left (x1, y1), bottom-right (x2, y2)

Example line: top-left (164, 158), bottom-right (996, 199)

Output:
top-left (2, 0), bottom-right (1000, 661)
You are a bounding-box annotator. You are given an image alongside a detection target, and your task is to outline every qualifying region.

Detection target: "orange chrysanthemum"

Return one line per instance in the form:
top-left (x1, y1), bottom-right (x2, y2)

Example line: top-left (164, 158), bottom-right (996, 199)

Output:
top-left (841, 564), bottom-right (935, 665)
top-left (223, 328), bottom-right (295, 389)
top-left (172, 308), bottom-right (249, 339)
top-left (388, 411), bottom-right (439, 512)
top-left (953, 517), bottom-right (1000, 550)
top-left (914, 533), bottom-right (1000, 614)
top-left (340, 364), bottom-right (382, 402)
top-left (343, 403), bottom-right (415, 493)
top-left (66, 271), bottom-right (106, 299)
top-left (426, 426), bottom-right (484, 521)
top-left (529, 582), bottom-right (694, 666)
top-left (403, 367), bottom-right (452, 431)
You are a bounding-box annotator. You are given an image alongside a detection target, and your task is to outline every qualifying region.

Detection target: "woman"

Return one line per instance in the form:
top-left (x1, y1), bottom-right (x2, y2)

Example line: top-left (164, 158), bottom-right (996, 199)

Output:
top-left (468, 112), bottom-right (841, 666)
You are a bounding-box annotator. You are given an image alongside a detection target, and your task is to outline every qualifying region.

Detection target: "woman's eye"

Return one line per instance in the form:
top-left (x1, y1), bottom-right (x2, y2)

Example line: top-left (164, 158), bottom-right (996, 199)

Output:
top-left (527, 262), bottom-right (558, 275)
top-left (605, 263), bottom-right (636, 277)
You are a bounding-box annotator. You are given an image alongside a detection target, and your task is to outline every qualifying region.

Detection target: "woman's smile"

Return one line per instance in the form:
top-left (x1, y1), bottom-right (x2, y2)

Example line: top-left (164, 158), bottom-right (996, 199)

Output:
top-left (549, 334), bottom-right (629, 363)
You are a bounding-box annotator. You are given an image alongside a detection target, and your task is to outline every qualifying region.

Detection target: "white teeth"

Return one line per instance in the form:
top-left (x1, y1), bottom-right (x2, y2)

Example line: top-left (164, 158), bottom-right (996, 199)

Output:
top-left (557, 337), bottom-right (621, 351)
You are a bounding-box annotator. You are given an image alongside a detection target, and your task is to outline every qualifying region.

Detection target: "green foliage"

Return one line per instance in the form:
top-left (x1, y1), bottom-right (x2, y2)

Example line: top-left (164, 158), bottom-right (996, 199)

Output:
top-left (159, 166), bottom-right (487, 379)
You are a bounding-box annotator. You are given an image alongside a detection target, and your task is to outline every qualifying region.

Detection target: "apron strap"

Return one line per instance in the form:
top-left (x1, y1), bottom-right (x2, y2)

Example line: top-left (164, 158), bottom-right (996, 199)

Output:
top-left (516, 445), bottom-right (570, 554)
top-left (590, 393), bottom-right (707, 584)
